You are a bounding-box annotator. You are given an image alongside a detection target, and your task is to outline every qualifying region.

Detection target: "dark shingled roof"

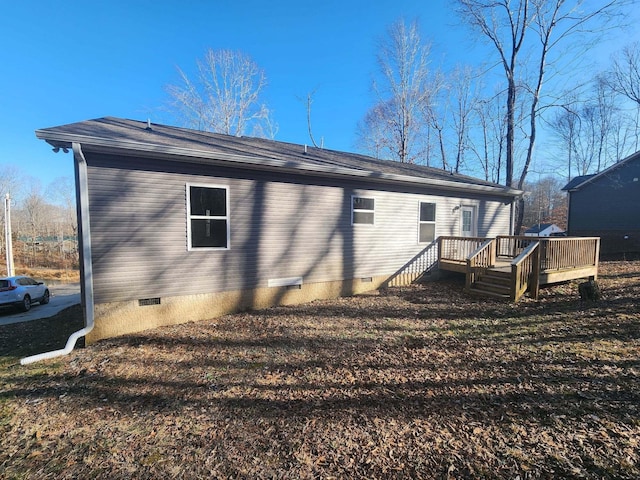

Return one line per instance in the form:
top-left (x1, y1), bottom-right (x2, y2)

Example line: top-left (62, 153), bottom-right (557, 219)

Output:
top-left (36, 117), bottom-right (520, 195)
top-left (562, 149), bottom-right (640, 191)
top-left (562, 175), bottom-right (595, 191)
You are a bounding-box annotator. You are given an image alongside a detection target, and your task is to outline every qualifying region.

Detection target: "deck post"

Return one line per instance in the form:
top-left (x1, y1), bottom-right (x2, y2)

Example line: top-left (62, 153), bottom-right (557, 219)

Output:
top-left (465, 258), bottom-right (473, 292)
top-left (530, 245), bottom-right (541, 300)
top-left (493, 242), bottom-right (497, 266)
top-left (510, 263), bottom-right (519, 301)
top-left (592, 238), bottom-right (600, 281)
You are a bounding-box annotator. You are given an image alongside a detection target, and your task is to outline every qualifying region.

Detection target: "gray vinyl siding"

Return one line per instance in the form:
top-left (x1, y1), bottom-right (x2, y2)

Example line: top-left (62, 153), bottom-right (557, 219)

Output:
top-left (86, 153), bottom-right (512, 303)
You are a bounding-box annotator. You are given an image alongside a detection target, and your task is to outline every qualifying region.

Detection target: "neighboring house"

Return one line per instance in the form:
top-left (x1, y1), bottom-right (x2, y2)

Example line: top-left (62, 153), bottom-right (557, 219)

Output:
top-left (36, 117), bottom-right (522, 342)
top-left (562, 150), bottom-right (640, 255)
top-left (523, 223), bottom-right (564, 237)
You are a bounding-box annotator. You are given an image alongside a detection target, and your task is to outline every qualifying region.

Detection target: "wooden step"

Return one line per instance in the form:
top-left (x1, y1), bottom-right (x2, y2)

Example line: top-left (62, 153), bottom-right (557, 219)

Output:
top-left (473, 280), bottom-right (511, 295)
top-left (482, 269), bottom-right (511, 280)
top-left (469, 267), bottom-right (512, 300)
top-left (467, 287), bottom-right (510, 300)
top-left (479, 273), bottom-right (511, 287)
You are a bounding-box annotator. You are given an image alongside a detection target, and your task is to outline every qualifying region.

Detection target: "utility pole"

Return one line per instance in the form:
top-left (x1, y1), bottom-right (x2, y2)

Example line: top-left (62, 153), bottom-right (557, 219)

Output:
top-left (4, 193), bottom-right (14, 276)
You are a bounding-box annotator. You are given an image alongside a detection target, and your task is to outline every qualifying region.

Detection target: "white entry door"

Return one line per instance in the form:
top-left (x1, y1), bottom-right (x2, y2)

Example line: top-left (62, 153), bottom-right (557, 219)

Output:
top-left (460, 206), bottom-right (476, 237)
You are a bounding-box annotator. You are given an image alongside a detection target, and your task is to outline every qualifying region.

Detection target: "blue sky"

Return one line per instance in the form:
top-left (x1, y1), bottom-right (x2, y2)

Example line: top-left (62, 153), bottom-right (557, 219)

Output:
top-left (1, 0), bottom-right (637, 200)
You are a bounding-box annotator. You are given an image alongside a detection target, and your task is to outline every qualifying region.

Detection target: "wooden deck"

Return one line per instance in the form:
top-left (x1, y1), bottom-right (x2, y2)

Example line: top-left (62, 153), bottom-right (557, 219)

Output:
top-left (438, 236), bottom-right (600, 301)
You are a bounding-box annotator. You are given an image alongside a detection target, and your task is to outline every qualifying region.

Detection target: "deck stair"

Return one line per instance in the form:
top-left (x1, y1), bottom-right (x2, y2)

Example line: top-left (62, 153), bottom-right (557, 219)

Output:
top-left (438, 236), bottom-right (600, 302)
top-left (468, 268), bottom-right (511, 299)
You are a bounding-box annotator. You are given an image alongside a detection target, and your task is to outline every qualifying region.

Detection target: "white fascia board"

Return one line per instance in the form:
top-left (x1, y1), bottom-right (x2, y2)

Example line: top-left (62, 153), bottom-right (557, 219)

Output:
top-left (36, 130), bottom-right (523, 198)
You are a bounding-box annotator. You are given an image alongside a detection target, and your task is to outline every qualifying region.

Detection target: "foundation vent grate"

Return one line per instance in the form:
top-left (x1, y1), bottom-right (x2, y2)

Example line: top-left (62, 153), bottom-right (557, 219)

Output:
top-left (138, 297), bottom-right (161, 306)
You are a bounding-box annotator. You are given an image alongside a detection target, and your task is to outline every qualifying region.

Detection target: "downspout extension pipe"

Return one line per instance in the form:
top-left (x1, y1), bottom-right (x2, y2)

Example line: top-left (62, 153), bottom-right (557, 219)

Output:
top-left (21, 143), bottom-right (95, 365)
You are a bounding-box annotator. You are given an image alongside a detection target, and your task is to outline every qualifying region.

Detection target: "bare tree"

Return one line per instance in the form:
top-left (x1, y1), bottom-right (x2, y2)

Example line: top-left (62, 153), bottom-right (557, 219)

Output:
top-left (359, 18), bottom-right (440, 163)
top-left (553, 75), bottom-right (622, 177)
top-left (455, 0), bottom-right (530, 188)
top-left (297, 89), bottom-right (323, 148)
top-left (46, 176), bottom-right (78, 239)
top-left (606, 42), bottom-right (640, 153)
top-left (448, 66), bottom-right (479, 173)
top-left (551, 105), bottom-right (580, 179)
top-left (456, 0), bottom-right (626, 232)
top-left (469, 89), bottom-right (507, 183)
top-left (608, 107), bottom-right (640, 160)
top-left (0, 165), bottom-right (23, 200)
top-left (607, 41), bottom-right (640, 106)
top-left (167, 49), bottom-right (272, 137)
top-left (357, 101), bottom-right (393, 159)
top-left (590, 75), bottom-right (618, 172)
top-left (522, 176), bottom-right (567, 229)
top-left (428, 103), bottom-right (449, 170)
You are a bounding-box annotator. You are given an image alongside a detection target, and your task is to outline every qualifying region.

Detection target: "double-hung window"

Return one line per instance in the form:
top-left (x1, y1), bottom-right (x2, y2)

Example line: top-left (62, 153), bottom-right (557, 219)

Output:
top-left (352, 196), bottom-right (375, 225)
top-left (419, 202), bottom-right (436, 243)
top-left (187, 184), bottom-right (229, 250)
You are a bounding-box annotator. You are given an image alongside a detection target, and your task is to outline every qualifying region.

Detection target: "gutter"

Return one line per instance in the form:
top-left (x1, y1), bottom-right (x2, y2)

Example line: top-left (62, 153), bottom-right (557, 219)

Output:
top-left (21, 143), bottom-right (95, 365)
top-left (35, 130), bottom-right (523, 199)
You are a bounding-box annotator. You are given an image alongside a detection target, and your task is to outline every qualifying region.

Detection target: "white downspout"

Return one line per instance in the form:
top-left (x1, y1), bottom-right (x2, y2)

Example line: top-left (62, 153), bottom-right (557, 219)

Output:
top-left (21, 142), bottom-right (95, 365)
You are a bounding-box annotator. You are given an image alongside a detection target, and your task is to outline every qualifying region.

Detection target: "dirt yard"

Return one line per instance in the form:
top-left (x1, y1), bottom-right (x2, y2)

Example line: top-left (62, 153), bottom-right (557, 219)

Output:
top-left (1, 261), bottom-right (638, 479)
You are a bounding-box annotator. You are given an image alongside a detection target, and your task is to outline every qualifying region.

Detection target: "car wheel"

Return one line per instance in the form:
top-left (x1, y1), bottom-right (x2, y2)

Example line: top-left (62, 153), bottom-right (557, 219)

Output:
top-left (19, 295), bottom-right (31, 312)
top-left (41, 289), bottom-right (50, 305)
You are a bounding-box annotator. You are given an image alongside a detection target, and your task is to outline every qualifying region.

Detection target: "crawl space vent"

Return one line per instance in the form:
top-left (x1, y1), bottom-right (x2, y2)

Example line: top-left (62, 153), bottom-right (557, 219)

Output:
top-left (138, 297), bottom-right (161, 306)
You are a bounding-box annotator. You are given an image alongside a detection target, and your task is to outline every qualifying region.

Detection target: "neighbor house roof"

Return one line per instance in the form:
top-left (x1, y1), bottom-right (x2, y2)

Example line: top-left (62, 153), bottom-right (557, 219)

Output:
top-left (562, 175), bottom-right (595, 191)
top-left (526, 223), bottom-right (550, 234)
top-left (562, 149), bottom-right (640, 191)
top-left (36, 117), bottom-right (522, 198)
top-left (524, 223), bottom-right (560, 234)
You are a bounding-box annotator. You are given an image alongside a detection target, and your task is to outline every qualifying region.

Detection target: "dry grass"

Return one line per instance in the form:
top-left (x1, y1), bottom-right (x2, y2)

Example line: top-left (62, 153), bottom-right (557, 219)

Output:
top-left (0, 261), bottom-right (638, 479)
top-left (11, 267), bottom-right (80, 283)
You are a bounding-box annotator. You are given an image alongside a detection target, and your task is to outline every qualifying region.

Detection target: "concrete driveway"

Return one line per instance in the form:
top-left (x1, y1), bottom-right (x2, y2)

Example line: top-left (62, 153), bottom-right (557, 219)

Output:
top-left (0, 283), bottom-right (81, 326)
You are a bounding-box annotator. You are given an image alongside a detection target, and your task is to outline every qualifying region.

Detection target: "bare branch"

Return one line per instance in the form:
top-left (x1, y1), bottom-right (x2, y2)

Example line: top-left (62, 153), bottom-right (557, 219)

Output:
top-left (359, 18), bottom-right (441, 163)
top-left (167, 49), bottom-right (271, 137)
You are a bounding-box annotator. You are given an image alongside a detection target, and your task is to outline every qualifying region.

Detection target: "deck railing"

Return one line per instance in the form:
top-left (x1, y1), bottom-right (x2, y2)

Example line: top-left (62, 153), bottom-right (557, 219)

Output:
top-left (496, 235), bottom-right (537, 258)
top-left (438, 236), bottom-right (490, 263)
top-left (540, 237), bottom-right (600, 272)
top-left (465, 238), bottom-right (497, 291)
top-left (511, 241), bottom-right (541, 301)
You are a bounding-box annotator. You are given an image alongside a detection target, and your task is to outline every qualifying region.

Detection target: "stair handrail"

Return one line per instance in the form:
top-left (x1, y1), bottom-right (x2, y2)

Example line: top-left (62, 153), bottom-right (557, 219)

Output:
top-left (465, 238), bottom-right (496, 291)
top-left (510, 240), bottom-right (541, 301)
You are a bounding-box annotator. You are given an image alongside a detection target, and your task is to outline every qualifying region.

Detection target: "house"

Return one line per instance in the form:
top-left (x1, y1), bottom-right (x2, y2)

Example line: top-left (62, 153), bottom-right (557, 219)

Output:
top-left (562, 150), bottom-right (640, 256)
top-left (36, 117), bottom-right (522, 343)
top-left (523, 223), bottom-right (564, 237)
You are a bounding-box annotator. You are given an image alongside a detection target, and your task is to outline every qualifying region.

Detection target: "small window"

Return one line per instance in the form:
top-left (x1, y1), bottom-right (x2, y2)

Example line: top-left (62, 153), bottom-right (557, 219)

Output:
top-left (419, 202), bottom-right (436, 243)
top-left (352, 196), bottom-right (375, 225)
top-left (187, 184), bottom-right (230, 250)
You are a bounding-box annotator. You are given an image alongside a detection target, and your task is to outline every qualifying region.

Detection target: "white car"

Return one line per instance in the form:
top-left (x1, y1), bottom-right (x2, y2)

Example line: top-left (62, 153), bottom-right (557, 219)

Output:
top-left (0, 276), bottom-right (50, 312)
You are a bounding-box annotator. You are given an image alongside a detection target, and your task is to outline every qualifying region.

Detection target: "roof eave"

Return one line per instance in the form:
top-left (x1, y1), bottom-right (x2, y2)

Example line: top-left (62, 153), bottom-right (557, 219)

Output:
top-left (565, 150), bottom-right (640, 191)
top-left (36, 130), bottom-right (523, 198)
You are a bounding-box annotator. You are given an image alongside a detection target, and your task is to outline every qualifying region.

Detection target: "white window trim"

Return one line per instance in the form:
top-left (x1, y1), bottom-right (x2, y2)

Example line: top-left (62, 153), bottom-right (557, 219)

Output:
top-left (418, 200), bottom-right (437, 244)
top-left (351, 195), bottom-right (376, 226)
top-left (186, 183), bottom-right (230, 251)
